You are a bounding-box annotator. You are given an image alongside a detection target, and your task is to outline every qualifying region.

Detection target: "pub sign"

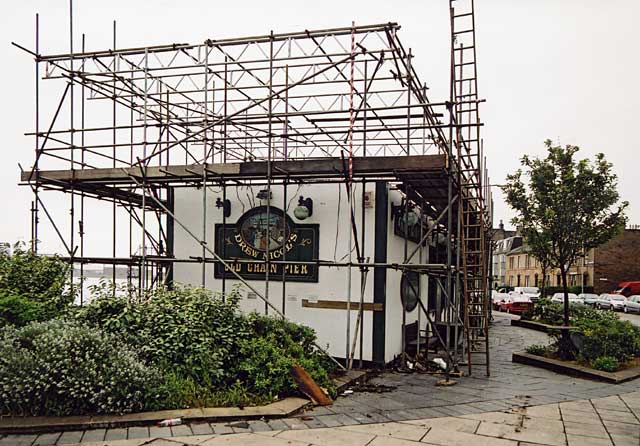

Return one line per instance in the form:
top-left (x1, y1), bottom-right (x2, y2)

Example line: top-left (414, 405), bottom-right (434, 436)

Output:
top-left (214, 206), bottom-right (319, 282)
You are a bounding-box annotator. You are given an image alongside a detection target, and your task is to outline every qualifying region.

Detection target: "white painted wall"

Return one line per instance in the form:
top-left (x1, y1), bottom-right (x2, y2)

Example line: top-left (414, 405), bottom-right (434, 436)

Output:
top-left (172, 182), bottom-right (430, 363)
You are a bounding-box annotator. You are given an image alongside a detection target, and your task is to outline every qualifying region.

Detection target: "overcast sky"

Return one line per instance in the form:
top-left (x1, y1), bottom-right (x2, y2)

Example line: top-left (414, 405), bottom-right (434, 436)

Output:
top-left (1, 0), bottom-right (638, 252)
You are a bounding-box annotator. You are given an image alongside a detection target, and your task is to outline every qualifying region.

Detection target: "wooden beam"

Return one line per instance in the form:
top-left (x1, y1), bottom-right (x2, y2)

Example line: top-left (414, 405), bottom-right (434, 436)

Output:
top-left (22, 154), bottom-right (447, 185)
top-left (301, 299), bottom-right (384, 312)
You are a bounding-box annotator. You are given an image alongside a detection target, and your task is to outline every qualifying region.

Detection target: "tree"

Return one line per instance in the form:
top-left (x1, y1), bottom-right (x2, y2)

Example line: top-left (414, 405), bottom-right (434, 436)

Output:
top-left (502, 140), bottom-right (627, 331)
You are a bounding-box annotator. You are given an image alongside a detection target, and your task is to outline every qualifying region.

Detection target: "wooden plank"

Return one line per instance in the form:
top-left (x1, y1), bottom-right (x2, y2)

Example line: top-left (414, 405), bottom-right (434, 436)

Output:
top-left (301, 299), bottom-right (384, 312)
top-left (22, 155), bottom-right (447, 184)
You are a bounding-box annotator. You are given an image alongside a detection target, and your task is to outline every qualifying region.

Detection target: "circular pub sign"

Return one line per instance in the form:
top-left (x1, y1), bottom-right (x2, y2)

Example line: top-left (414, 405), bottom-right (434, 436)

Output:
top-left (234, 206), bottom-right (297, 259)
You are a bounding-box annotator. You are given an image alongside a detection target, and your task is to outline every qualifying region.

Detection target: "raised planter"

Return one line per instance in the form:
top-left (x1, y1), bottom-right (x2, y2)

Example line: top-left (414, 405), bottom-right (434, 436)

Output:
top-left (511, 318), bottom-right (564, 333)
top-left (0, 369), bottom-right (369, 435)
top-left (0, 397), bottom-right (309, 435)
top-left (512, 351), bottom-right (640, 384)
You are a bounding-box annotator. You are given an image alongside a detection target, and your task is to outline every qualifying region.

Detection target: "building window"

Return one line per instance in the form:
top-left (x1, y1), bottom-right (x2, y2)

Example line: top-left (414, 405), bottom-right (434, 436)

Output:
top-left (534, 273), bottom-right (539, 286)
top-left (517, 275), bottom-right (521, 286)
top-left (508, 276), bottom-right (513, 286)
top-left (509, 257), bottom-right (514, 269)
top-left (556, 274), bottom-right (561, 286)
top-left (569, 275), bottom-right (577, 287)
top-left (524, 275), bottom-right (530, 286)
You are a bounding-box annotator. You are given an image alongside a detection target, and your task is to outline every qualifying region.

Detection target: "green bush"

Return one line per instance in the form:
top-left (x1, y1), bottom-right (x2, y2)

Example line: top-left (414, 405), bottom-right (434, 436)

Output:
top-left (572, 318), bottom-right (640, 364)
top-left (77, 284), bottom-right (248, 386)
top-left (76, 284), bottom-right (337, 409)
top-left (528, 298), bottom-right (617, 326)
top-left (525, 344), bottom-right (548, 356)
top-left (591, 356), bottom-right (620, 372)
top-left (244, 314), bottom-right (336, 397)
top-left (0, 291), bottom-right (44, 327)
top-left (0, 319), bottom-right (161, 416)
top-left (0, 245), bottom-right (72, 325)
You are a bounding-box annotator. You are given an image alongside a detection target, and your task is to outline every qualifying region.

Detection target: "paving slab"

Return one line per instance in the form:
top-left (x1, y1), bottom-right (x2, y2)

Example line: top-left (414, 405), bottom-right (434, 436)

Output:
top-left (339, 422), bottom-right (428, 442)
top-left (475, 419), bottom-right (566, 446)
top-left (33, 432), bottom-right (61, 445)
top-left (79, 429), bottom-right (105, 443)
top-left (401, 416), bottom-right (479, 434)
top-left (58, 431), bottom-right (84, 444)
top-left (566, 434), bottom-right (613, 446)
top-left (199, 432), bottom-right (307, 445)
top-left (277, 426), bottom-right (375, 445)
top-left (189, 422), bottom-right (214, 435)
top-left (421, 426), bottom-right (518, 446)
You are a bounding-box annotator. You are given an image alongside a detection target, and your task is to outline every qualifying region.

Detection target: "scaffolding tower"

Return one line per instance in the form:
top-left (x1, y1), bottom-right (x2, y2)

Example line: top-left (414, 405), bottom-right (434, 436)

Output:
top-left (16, 2), bottom-right (492, 375)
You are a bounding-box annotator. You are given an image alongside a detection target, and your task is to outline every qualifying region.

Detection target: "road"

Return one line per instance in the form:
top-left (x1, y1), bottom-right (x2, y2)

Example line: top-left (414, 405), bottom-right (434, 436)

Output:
top-left (493, 309), bottom-right (640, 326)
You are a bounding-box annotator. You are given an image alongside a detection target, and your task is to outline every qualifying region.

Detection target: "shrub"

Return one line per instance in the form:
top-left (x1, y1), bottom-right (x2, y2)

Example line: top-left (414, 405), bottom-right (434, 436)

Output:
top-left (77, 285), bottom-right (248, 386)
top-left (0, 319), bottom-right (161, 416)
top-left (572, 318), bottom-right (640, 364)
top-left (0, 291), bottom-right (44, 327)
top-left (529, 298), bottom-right (618, 326)
top-left (0, 245), bottom-right (72, 325)
top-left (525, 344), bottom-right (548, 356)
top-left (245, 314), bottom-right (337, 396)
top-left (591, 356), bottom-right (620, 372)
top-left (148, 373), bottom-right (268, 410)
top-left (77, 284), bottom-right (337, 406)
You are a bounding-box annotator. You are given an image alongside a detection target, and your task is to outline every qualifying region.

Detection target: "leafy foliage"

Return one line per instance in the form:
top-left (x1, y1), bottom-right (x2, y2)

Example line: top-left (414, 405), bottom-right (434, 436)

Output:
top-left (0, 319), bottom-right (161, 416)
top-left (238, 314), bottom-right (336, 398)
top-left (591, 356), bottom-right (620, 373)
top-left (0, 245), bottom-right (72, 326)
top-left (502, 141), bottom-right (627, 326)
top-left (525, 344), bottom-right (549, 356)
top-left (572, 317), bottom-right (640, 365)
top-left (534, 303), bottom-right (640, 371)
top-left (77, 284), bottom-right (248, 386)
top-left (524, 298), bottom-right (617, 326)
top-left (75, 284), bottom-right (336, 410)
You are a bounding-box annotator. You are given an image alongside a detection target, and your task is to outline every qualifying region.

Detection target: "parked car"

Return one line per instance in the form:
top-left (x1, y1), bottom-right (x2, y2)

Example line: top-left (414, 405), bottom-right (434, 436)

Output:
top-left (597, 293), bottom-right (626, 311)
top-left (498, 293), bottom-right (534, 314)
top-left (550, 292), bottom-right (580, 304)
top-left (612, 281), bottom-right (640, 297)
top-left (578, 293), bottom-right (599, 306)
top-left (623, 295), bottom-right (640, 314)
top-left (492, 290), bottom-right (509, 310)
top-left (513, 286), bottom-right (541, 302)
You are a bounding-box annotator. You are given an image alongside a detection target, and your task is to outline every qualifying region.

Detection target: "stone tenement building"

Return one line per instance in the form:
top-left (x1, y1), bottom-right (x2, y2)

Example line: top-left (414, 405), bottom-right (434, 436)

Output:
top-left (497, 227), bottom-right (640, 293)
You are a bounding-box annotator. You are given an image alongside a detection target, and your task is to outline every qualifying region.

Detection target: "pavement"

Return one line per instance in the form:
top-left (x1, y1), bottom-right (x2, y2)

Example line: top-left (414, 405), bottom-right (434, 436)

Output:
top-left (3, 313), bottom-right (640, 446)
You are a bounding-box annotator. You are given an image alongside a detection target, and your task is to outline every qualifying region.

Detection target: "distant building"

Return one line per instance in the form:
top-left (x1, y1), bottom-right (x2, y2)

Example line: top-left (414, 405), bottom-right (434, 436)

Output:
top-left (490, 221), bottom-right (519, 288)
top-left (503, 228), bottom-right (640, 293)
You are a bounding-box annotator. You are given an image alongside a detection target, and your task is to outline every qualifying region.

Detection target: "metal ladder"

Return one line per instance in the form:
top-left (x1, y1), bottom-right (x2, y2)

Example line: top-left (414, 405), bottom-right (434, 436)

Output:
top-left (449, 0), bottom-right (490, 377)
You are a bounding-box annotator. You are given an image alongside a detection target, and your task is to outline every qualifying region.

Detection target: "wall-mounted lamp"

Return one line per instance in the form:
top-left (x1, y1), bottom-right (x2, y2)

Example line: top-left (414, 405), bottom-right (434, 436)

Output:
top-left (294, 196), bottom-right (313, 220)
top-left (391, 200), bottom-right (418, 226)
top-left (215, 197), bottom-right (231, 218)
top-left (256, 189), bottom-right (272, 204)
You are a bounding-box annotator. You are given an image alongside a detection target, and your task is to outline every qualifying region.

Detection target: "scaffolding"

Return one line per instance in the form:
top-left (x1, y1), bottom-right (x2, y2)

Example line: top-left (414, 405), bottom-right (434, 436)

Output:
top-left (16, 0), bottom-right (492, 375)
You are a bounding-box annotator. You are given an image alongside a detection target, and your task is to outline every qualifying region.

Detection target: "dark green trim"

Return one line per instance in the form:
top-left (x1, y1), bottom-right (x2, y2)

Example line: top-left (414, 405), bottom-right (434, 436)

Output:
top-left (373, 181), bottom-right (388, 364)
top-left (165, 187), bottom-right (175, 288)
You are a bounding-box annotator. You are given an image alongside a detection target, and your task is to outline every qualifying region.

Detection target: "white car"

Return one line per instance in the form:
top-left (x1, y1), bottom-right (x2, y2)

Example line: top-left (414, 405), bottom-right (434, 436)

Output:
top-left (550, 292), bottom-right (580, 304)
top-left (492, 290), bottom-right (509, 310)
top-left (578, 293), bottom-right (599, 306)
top-left (513, 286), bottom-right (541, 302)
top-left (623, 295), bottom-right (640, 314)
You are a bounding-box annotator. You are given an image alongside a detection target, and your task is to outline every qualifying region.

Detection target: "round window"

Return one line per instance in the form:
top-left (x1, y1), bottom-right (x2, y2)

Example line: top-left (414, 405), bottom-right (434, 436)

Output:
top-left (401, 271), bottom-right (420, 312)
